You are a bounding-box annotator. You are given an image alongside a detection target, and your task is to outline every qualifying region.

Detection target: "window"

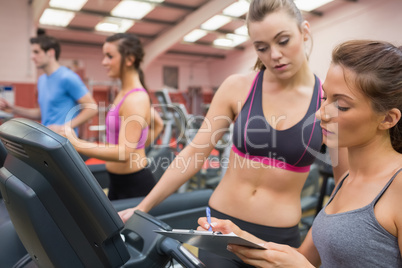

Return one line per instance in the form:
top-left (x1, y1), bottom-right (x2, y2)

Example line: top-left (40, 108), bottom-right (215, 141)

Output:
top-left (163, 66), bottom-right (179, 89)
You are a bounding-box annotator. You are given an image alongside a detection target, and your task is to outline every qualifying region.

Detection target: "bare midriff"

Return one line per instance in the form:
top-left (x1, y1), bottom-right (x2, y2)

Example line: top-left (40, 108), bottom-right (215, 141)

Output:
top-left (105, 149), bottom-right (148, 174)
top-left (209, 149), bottom-right (309, 227)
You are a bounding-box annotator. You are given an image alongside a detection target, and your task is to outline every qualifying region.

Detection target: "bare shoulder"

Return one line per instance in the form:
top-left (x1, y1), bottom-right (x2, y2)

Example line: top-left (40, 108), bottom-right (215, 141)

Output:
top-left (218, 72), bottom-right (257, 95)
top-left (125, 90), bottom-right (150, 104)
top-left (386, 166), bottom-right (402, 209)
top-left (390, 166), bottom-right (402, 230)
top-left (214, 71), bottom-right (258, 106)
top-left (121, 91), bottom-right (150, 116)
top-left (390, 167), bottom-right (402, 194)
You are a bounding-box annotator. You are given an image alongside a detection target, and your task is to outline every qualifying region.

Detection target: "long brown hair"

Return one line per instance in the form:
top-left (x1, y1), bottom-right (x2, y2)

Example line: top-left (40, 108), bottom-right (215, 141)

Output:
top-left (332, 40), bottom-right (402, 153)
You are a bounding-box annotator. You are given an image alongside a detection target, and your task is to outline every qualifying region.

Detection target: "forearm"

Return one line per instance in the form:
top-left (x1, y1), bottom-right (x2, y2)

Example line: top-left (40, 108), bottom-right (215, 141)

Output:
top-left (71, 137), bottom-right (127, 162)
top-left (68, 106), bottom-right (98, 129)
top-left (12, 106), bottom-right (41, 120)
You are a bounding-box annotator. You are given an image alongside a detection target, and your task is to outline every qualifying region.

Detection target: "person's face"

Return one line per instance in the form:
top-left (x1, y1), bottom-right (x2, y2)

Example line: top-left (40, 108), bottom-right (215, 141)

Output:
top-left (248, 10), bottom-right (308, 79)
top-left (102, 41), bottom-right (122, 78)
top-left (31, 43), bottom-right (51, 69)
top-left (316, 64), bottom-right (384, 149)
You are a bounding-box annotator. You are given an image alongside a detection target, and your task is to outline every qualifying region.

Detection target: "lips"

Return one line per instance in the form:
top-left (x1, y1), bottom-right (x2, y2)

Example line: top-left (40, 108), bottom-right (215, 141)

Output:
top-left (274, 64), bottom-right (288, 71)
top-left (321, 126), bottom-right (335, 136)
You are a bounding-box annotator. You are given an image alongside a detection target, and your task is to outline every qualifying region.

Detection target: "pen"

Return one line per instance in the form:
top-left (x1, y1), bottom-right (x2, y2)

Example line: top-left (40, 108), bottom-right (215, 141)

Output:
top-left (206, 206), bottom-right (212, 231)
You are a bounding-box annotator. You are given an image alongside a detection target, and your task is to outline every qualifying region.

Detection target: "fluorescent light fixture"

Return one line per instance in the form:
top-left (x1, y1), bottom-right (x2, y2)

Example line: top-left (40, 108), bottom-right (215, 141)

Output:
top-left (227, 33), bottom-right (248, 46)
top-left (201, 15), bottom-right (232, 31)
top-left (111, 0), bottom-right (155, 20)
top-left (234, 25), bottom-right (248, 36)
top-left (213, 34), bottom-right (248, 48)
top-left (148, 0), bottom-right (165, 2)
top-left (39, 8), bottom-right (75, 27)
top-left (213, 38), bottom-right (234, 47)
top-left (183, 29), bottom-right (208, 42)
top-left (294, 0), bottom-right (333, 12)
top-left (223, 0), bottom-right (250, 17)
top-left (49, 0), bottom-right (88, 11)
top-left (95, 17), bottom-right (134, 33)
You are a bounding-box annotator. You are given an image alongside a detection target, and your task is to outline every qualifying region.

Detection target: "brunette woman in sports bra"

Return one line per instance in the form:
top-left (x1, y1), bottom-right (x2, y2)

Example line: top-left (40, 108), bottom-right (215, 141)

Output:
top-left (119, 1), bottom-right (347, 266)
top-left (199, 40), bottom-right (402, 267)
top-left (60, 33), bottom-right (163, 200)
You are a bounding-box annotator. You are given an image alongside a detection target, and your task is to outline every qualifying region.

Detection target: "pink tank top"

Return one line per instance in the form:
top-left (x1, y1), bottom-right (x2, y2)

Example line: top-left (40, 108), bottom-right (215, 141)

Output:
top-left (105, 88), bottom-right (149, 149)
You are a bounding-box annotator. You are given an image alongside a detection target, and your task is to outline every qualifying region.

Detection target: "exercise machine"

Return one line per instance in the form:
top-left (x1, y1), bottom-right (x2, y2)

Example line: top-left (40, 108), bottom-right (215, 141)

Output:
top-left (0, 118), bottom-right (206, 267)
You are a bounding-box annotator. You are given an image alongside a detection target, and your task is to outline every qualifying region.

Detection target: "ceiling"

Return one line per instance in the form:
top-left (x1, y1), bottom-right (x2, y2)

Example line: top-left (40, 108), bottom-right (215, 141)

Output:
top-left (30, 0), bottom-right (357, 67)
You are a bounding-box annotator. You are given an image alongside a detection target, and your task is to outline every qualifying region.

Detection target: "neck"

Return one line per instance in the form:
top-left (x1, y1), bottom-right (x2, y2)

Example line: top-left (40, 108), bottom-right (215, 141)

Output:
top-left (290, 60), bottom-right (315, 87)
top-left (347, 134), bottom-right (401, 179)
top-left (43, 60), bottom-right (60, 76)
top-left (120, 69), bottom-right (143, 92)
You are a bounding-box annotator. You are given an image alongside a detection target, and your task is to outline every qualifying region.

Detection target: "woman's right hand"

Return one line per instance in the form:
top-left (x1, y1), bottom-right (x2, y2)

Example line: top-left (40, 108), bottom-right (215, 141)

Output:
top-left (0, 98), bottom-right (11, 110)
top-left (197, 217), bottom-right (242, 235)
top-left (118, 207), bottom-right (139, 223)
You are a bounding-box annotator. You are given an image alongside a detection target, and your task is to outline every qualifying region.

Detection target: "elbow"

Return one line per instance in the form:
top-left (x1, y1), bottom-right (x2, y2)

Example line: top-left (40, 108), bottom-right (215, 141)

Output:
top-left (155, 125), bottom-right (164, 137)
top-left (86, 104), bottom-right (99, 119)
top-left (91, 108), bottom-right (99, 118)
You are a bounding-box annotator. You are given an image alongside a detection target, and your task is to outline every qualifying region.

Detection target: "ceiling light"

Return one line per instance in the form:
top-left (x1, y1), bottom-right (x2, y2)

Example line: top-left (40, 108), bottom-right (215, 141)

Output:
top-left (223, 0), bottom-right (250, 17)
top-left (234, 25), bottom-right (248, 36)
top-left (213, 34), bottom-right (248, 48)
top-left (111, 1), bottom-right (155, 20)
top-left (39, 8), bottom-right (75, 27)
top-left (227, 33), bottom-right (249, 46)
top-left (95, 17), bottom-right (134, 33)
top-left (49, 0), bottom-right (88, 11)
top-left (183, 29), bottom-right (208, 43)
top-left (213, 38), bottom-right (234, 48)
top-left (294, 0), bottom-right (333, 12)
top-left (201, 15), bottom-right (232, 31)
top-left (148, 0), bottom-right (165, 2)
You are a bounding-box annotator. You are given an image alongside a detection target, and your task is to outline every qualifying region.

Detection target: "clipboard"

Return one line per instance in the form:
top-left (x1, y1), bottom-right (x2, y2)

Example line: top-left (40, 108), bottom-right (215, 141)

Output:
top-left (155, 229), bottom-right (265, 260)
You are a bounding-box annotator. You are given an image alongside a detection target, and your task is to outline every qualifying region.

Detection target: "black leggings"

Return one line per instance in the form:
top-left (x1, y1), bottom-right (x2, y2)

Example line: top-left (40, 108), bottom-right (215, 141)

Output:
top-left (107, 168), bottom-right (156, 200)
top-left (198, 207), bottom-right (301, 268)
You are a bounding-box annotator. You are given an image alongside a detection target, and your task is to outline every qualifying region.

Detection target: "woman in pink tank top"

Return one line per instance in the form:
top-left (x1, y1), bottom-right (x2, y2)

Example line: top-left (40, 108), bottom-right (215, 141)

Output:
top-left (59, 33), bottom-right (163, 200)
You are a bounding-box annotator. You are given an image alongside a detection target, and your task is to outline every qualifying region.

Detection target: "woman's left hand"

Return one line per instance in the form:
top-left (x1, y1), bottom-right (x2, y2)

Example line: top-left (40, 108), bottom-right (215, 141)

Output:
top-left (48, 124), bottom-right (78, 142)
top-left (197, 216), bottom-right (315, 268)
top-left (228, 242), bottom-right (315, 268)
top-left (48, 124), bottom-right (66, 136)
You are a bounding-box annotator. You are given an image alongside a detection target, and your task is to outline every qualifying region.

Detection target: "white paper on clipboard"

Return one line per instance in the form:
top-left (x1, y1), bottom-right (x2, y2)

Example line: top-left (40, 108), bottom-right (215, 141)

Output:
top-left (155, 229), bottom-right (265, 260)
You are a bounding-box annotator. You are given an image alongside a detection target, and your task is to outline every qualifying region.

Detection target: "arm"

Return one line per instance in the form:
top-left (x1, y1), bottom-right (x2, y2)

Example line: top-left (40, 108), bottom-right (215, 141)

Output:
top-left (119, 75), bottom-right (239, 222)
top-left (197, 217), bottom-right (319, 268)
top-left (64, 93), bottom-right (147, 162)
top-left (0, 98), bottom-right (41, 120)
top-left (145, 107), bottom-right (163, 147)
top-left (67, 92), bottom-right (98, 129)
top-left (298, 229), bottom-right (321, 267)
